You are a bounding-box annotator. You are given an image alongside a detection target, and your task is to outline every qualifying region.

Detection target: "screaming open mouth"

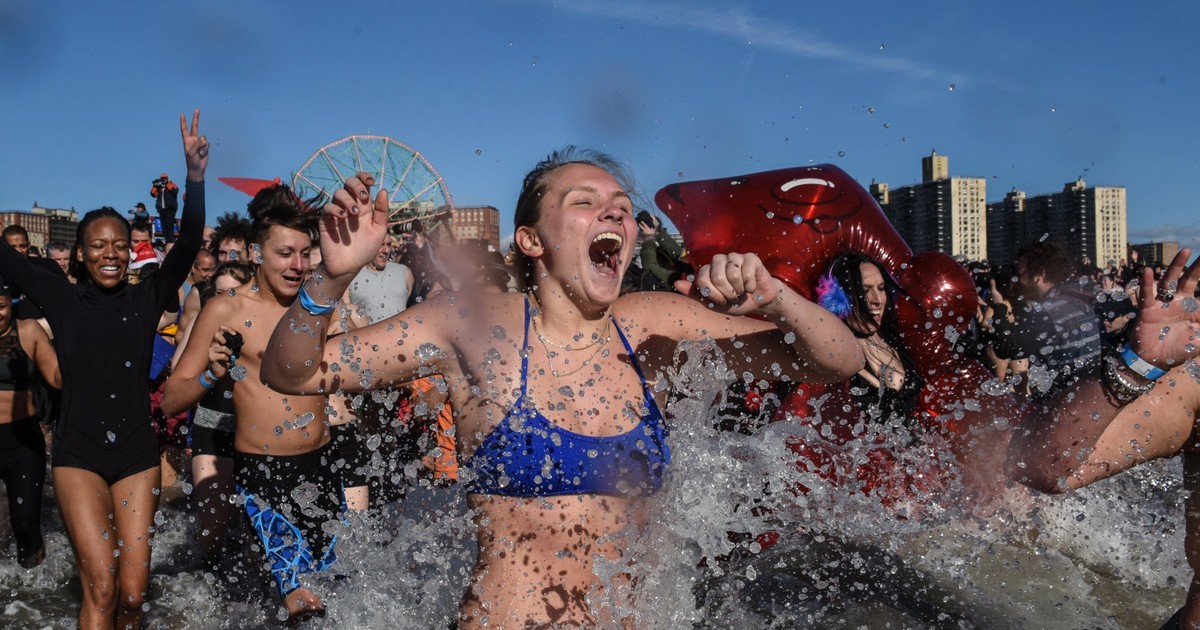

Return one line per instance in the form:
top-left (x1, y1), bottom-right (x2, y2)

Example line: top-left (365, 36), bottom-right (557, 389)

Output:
top-left (589, 232), bottom-right (623, 276)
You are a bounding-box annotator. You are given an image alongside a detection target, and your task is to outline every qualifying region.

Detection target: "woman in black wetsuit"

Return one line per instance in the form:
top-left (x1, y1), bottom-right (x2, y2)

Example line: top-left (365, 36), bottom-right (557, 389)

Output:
top-left (0, 111), bottom-right (207, 628)
top-left (0, 281), bottom-right (60, 568)
top-left (817, 253), bottom-right (924, 432)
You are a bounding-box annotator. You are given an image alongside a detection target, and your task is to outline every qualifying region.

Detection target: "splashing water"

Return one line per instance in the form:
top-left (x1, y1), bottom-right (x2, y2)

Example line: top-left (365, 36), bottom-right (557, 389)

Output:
top-left (0, 342), bottom-right (1187, 628)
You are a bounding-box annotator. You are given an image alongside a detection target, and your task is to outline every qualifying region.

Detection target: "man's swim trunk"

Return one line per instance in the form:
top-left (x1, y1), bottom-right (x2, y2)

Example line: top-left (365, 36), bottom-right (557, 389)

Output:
top-left (235, 440), bottom-right (344, 596)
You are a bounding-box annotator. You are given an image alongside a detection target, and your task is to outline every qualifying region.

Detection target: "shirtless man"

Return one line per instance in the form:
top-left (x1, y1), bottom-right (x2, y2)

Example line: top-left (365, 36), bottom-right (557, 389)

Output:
top-left (161, 185), bottom-right (337, 621)
top-left (1007, 249), bottom-right (1200, 628)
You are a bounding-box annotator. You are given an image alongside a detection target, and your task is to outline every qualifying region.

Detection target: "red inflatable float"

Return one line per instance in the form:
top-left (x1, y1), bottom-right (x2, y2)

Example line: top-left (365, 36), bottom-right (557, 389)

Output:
top-left (655, 165), bottom-right (1022, 508)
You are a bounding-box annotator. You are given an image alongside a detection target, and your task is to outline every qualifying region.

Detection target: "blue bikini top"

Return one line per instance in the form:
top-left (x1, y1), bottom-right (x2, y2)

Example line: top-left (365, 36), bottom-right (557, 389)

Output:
top-left (463, 296), bottom-right (671, 497)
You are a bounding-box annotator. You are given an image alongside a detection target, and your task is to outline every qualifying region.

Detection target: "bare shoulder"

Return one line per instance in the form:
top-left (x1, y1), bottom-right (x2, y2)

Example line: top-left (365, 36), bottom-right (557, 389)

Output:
top-left (16, 318), bottom-right (48, 345)
top-left (417, 289), bottom-right (524, 335)
top-left (198, 289), bottom-right (241, 319)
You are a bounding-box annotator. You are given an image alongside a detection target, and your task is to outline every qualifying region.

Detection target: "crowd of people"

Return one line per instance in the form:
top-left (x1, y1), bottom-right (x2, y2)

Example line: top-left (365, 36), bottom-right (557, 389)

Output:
top-left (0, 111), bottom-right (1198, 629)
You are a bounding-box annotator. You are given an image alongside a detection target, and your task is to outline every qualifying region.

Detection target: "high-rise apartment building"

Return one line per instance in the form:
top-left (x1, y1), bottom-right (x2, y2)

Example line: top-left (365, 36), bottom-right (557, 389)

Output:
top-left (986, 179), bottom-right (1126, 267)
top-left (986, 189), bottom-right (1026, 266)
top-left (871, 151), bottom-right (987, 260)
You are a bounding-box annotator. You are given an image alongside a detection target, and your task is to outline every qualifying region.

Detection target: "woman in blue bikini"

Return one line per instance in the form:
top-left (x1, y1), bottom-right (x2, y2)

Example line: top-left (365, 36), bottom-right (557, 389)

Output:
top-left (261, 148), bottom-right (864, 627)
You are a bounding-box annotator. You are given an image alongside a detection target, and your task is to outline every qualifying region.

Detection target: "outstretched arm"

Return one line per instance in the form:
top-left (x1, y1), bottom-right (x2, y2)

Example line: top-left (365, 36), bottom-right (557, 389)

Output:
top-left (1007, 249), bottom-right (1200, 492)
top-left (260, 173), bottom-right (452, 395)
top-left (154, 110), bottom-right (208, 301)
top-left (639, 252), bottom-right (863, 384)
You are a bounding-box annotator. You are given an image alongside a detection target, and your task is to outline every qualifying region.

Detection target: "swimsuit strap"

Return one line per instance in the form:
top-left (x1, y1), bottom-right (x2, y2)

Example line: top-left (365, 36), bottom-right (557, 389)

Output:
top-left (519, 293), bottom-right (532, 398)
top-left (612, 320), bottom-right (653, 396)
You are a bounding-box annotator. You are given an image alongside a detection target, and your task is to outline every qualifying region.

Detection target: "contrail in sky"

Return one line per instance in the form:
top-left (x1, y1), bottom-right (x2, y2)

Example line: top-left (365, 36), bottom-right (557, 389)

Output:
top-left (522, 0), bottom-right (948, 81)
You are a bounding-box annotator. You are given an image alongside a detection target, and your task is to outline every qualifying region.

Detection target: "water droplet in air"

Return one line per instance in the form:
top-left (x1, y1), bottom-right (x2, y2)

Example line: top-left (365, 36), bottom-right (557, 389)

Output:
top-left (475, 149), bottom-right (482, 156)
top-left (229, 365), bottom-right (249, 382)
top-left (948, 83), bottom-right (956, 91)
top-left (837, 150), bottom-right (846, 157)
top-left (107, 431), bottom-right (116, 443)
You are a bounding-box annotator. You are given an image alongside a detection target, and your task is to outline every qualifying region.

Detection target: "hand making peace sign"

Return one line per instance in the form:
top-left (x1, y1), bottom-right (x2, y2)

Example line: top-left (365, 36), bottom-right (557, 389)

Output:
top-left (181, 108), bottom-right (208, 182)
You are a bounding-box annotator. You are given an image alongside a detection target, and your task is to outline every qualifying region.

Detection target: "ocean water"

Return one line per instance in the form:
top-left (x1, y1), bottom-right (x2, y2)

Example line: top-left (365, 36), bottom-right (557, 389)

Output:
top-left (0, 343), bottom-right (1188, 628)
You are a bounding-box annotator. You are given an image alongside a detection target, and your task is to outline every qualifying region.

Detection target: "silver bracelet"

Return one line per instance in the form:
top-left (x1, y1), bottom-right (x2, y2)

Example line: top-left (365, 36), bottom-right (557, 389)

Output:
top-left (1102, 355), bottom-right (1155, 403)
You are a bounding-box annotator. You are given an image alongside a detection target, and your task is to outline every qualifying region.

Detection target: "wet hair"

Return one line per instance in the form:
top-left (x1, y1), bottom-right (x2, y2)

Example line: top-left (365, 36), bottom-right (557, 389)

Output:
top-left (1016, 240), bottom-right (1073, 285)
top-left (819, 253), bottom-right (904, 344)
top-left (512, 146), bottom-right (636, 291)
top-left (2, 225), bottom-right (28, 240)
top-left (201, 261), bottom-right (255, 304)
top-left (246, 184), bottom-right (320, 246)
top-left (207, 211), bottom-right (254, 258)
top-left (71, 207), bottom-right (130, 283)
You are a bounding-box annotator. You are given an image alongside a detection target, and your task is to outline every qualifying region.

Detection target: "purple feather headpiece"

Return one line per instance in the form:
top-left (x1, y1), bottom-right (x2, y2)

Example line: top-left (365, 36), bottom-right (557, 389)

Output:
top-left (816, 272), bottom-right (852, 319)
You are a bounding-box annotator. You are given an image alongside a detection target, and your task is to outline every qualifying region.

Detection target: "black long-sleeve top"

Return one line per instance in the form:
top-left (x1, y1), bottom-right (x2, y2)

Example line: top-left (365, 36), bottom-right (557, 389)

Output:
top-left (0, 182), bottom-right (204, 451)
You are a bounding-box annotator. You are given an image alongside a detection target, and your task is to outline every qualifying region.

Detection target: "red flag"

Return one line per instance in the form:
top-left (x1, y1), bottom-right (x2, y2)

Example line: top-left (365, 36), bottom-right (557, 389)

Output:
top-left (217, 177), bottom-right (281, 197)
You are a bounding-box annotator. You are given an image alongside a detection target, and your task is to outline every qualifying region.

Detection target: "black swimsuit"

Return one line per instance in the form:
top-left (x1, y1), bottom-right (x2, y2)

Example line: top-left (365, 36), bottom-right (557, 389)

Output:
top-left (849, 331), bottom-right (924, 436)
top-left (0, 326), bottom-right (47, 564)
top-left (0, 183), bottom-right (204, 485)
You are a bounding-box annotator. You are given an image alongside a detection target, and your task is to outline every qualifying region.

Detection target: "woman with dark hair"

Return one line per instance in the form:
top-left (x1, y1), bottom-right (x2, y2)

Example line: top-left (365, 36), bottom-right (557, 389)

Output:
top-left (0, 280), bottom-right (60, 568)
top-left (817, 252), bottom-right (924, 429)
top-left (0, 110), bottom-right (207, 628)
top-left (260, 148), bottom-right (864, 627)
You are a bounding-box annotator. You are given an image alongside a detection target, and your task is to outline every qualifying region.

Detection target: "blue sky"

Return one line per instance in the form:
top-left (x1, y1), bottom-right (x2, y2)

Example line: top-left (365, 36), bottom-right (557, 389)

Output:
top-left (2, 0), bottom-right (1197, 258)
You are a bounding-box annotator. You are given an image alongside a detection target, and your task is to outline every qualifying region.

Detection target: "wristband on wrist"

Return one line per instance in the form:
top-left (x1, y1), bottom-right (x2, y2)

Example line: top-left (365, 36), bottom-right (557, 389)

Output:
top-left (1102, 355), bottom-right (1155, 403)
top-left (298, 284), bottom-right (336, 316)
top-left (199, 368), bottom-right (217, 389)
top-left (1120, 343), bottom-right (1167, 380)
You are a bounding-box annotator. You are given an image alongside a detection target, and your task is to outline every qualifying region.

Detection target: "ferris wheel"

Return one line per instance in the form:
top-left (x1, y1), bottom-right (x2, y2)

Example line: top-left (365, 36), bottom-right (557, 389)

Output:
top-left (292, 135), bottom-right (454, 232)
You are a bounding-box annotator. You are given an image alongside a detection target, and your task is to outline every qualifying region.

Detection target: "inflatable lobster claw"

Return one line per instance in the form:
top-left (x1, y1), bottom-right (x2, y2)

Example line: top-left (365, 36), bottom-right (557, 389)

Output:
top-left (656, 165), bottom-right (1022, 507)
